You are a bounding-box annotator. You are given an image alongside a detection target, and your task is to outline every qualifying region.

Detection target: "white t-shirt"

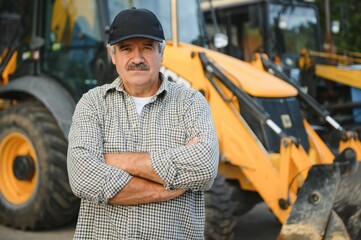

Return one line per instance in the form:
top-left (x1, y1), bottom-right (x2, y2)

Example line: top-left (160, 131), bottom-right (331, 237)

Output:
top-left (132, 96), bottom-right (153, 115)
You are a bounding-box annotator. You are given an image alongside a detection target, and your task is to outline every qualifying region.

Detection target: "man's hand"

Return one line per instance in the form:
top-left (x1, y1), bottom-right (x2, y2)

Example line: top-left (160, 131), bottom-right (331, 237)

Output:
top-left (187, 136), bottom-right (199, 146)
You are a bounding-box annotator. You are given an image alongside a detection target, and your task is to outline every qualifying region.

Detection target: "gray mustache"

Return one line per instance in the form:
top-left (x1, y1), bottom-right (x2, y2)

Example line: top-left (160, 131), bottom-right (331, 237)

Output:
top-left (127, 63), bottom-right (150, 70)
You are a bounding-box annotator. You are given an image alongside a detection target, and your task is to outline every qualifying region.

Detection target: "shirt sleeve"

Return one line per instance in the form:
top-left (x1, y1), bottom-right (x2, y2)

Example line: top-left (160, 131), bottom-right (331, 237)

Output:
top-left (67, 91), bottom-right (132, 204)
top-left (150, 91), bottom-right (219, 191)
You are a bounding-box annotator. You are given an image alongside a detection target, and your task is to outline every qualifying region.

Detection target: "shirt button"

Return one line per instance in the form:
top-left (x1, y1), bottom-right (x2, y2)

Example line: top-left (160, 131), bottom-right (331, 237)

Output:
top-left (133, 123), bottom-right (137, 128)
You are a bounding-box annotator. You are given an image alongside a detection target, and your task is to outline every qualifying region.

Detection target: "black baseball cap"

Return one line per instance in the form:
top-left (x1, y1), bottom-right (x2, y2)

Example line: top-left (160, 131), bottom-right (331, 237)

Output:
top-left (108, 7), bottom-right (165, 45)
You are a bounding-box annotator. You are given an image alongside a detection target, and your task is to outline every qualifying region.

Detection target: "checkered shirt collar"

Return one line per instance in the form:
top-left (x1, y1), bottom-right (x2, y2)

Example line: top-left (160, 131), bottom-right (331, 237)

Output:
top-left (103, 72), bottom-right (168, 98)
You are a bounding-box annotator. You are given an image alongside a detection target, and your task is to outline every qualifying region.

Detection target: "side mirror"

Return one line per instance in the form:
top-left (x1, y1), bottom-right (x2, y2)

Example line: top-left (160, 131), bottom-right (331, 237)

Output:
top-left (104, 25), bottom-right (111, 34)
top-left (213, 33), bottom-right (228, 49)
top-left (332, 20), bottom-right (340, 34)
top-left (278, 17), bottom-right (287, 30)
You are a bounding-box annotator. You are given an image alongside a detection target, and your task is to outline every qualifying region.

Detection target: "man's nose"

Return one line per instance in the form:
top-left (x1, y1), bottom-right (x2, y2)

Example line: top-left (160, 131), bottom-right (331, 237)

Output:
top-left (132, 49), bottom-right (144, 63)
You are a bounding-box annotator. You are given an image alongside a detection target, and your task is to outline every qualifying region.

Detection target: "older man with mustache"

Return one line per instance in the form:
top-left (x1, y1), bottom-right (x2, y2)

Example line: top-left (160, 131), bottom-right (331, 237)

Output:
top-left (67, 7), bottom-right (218, 240)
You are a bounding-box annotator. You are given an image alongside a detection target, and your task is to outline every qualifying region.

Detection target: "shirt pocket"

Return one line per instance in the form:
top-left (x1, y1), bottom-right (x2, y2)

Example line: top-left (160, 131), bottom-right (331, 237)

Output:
top-left (155, 125), bottom-right (186, 149)
top-left (102, 115), bottom-right (128, 153)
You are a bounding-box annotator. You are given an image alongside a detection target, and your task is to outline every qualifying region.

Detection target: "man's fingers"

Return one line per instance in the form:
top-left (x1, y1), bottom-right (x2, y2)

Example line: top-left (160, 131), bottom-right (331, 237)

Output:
top-left (173, 189), bottom-right (186, 198)
top-left (187, 136), bottom-right (199, 145)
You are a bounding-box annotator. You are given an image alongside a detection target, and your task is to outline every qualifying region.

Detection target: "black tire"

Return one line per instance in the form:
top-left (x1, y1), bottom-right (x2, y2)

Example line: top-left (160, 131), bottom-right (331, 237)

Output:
top-left (205, 174), bottom-right (238, 240)
top-left (228, 180), bottom-right (262, 216)
top-left (0, 102), bottom-right (79, 230)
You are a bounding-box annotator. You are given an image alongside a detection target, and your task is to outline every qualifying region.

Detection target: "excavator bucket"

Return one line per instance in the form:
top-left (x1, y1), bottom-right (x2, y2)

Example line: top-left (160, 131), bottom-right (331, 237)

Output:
top-left (279, 148), bottom-right (361, 240)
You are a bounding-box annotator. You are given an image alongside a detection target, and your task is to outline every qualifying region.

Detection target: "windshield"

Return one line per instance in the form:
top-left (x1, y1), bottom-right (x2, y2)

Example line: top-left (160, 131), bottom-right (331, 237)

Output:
top-left (106, 0), bottom-right (207, 46)
top-left (268, 4), bottom-right (319, 69)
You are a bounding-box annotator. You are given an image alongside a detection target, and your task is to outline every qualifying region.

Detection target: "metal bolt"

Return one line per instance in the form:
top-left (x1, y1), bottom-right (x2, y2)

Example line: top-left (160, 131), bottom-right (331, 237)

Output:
top-left (279, 198), bottom-right (290, 210)
top-left (309, 191), bottom-right (321, 205)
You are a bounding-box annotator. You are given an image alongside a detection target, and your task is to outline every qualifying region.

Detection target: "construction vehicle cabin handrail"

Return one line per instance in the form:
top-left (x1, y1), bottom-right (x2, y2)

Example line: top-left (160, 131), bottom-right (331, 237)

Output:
top-left (0, 46), bottom-right (17, 84)
top-left (171, 0), bottom-right (178, 47)
top-left (0, 47), bottom-right (16, 75)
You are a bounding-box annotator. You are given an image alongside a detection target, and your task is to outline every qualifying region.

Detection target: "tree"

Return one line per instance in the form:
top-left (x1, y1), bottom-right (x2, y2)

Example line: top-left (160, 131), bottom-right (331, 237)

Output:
top-left (315, 0), bottom-right (361, 53)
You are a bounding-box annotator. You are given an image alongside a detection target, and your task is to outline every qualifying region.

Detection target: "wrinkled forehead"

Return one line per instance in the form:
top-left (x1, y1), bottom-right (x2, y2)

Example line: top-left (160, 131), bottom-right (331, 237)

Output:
top-left (116, 38), bottom-right (158, 47)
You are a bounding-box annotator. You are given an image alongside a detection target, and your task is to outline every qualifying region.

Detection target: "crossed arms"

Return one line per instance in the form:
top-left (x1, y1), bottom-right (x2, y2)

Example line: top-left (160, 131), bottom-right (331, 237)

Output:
top-left (104, 137), bottom-right (198, 205)
top-left (67, 90), bottom-right (218, 206)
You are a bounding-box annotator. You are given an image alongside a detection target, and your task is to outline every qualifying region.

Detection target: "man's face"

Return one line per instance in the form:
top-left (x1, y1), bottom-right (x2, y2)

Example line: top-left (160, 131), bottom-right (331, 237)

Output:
top-left (108, 38), bottom-right (163, 97)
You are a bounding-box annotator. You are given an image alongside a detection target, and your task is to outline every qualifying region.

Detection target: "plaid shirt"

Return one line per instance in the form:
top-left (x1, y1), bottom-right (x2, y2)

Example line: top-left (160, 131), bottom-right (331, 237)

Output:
top-left (67, 74), bottom-right (219, 239)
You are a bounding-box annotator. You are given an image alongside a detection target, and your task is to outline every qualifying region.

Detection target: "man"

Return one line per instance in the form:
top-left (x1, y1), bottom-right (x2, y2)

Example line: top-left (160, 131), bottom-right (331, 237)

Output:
top-left (67, 7), bottom-right (219, 239)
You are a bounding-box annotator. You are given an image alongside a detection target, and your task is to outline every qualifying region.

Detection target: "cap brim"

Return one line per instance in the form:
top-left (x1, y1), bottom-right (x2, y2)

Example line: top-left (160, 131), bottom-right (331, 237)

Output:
top-left (108, 34), bottom-right (164, 45)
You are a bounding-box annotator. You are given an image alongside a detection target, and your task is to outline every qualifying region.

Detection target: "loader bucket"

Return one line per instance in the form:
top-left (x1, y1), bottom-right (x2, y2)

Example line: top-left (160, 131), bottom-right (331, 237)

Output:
top-left (278, 148), bottom-right (361, 240)
top-left (334, 164), bottom-right (361, 239)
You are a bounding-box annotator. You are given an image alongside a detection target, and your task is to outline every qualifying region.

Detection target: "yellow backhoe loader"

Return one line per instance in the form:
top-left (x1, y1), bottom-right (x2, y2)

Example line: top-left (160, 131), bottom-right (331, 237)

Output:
top-left (1, 0), bottom-right (361, 239)
top-left (202, 0), bottom-right (361, 129)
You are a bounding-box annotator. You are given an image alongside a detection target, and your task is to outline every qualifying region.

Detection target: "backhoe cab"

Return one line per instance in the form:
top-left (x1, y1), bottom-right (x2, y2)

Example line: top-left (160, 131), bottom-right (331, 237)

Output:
top-left (1, 0), bottom-right (361, 239)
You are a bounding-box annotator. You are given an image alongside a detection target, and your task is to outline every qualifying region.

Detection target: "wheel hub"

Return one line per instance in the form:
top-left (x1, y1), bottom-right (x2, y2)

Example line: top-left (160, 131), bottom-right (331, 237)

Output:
top-left (13, 155), bottom-right (35, 181)
top-left (0, 132), bottom-right (38, 204)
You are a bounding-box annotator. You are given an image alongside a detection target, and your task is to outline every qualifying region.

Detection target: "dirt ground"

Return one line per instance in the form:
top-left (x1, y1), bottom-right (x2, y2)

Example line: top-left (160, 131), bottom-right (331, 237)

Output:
top-left (0, 202), bottom-right (281, 240)
top-left (0, 222), bottom-right (75, 240)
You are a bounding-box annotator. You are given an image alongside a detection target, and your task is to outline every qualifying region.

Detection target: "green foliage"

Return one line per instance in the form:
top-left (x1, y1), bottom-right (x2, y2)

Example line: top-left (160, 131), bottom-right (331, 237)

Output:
top-left (315, 0), bottom-right (361, 53)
